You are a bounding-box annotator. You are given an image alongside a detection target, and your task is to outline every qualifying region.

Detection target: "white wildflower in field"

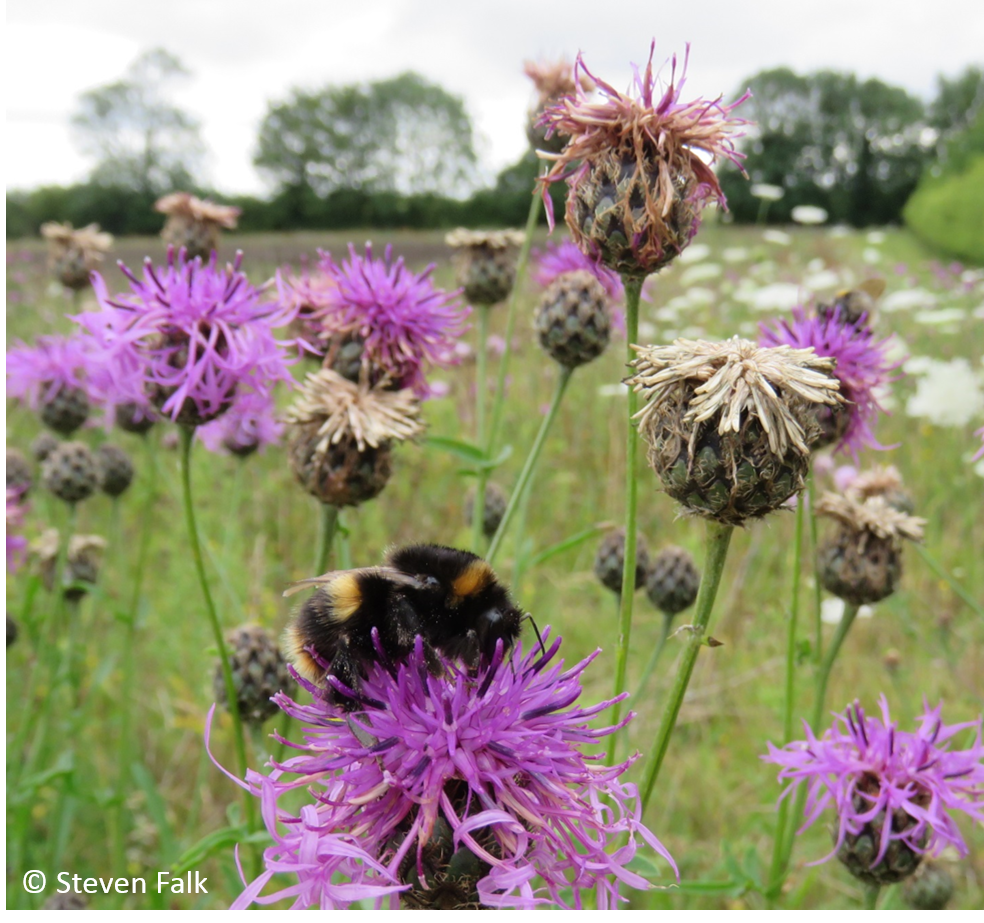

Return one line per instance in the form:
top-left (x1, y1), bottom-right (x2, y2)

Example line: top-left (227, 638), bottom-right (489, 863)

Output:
top-left (680, 262), bottom-right (722, 284)
top-left (905, 358), bottom-right (984, 426)
top-left (804, 270), bottom-right (841, 291)
top-left (821, 598), bottom-right (875, 624)
top-left (736, 282), bottom-right (802, 312)
top-left (882, 289), bottom-right (937, 312)
top-left (763, 230), bottom-right (791, 246)
top-left (791, 205), bottom-right (828, 225)
top-left (722, 247), bottom-right (750, 263)
top-left (678, 243), bottom-right (711, 264)
top-left (913, 308), bottom-right (967, 327)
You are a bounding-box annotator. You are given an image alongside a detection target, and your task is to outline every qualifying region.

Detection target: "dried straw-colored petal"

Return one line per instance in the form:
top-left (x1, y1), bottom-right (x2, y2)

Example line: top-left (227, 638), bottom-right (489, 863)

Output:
top-left (846, 465), bottom-right (905, 502)
top-left (285, 368), bottom-right (424, 454)
top-left (31, 528), bottom-right (108, 565)
top-left (523, 59), bottom-right (594, 107)
top-left (155, 192), bottom-right (240, 229)
top-left (628, 338), bottom-right (843, 458)
top-left (40, 222), bottom-right (113, 256)
top-left (815, 493), bottom-right (925, 546)
top-left (445, 228), bottom-right (525, 251)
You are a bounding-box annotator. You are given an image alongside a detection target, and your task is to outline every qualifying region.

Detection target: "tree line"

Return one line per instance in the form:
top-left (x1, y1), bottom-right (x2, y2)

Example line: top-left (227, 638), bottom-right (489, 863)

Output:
top-left (6, 49), bottom-right (983, 250)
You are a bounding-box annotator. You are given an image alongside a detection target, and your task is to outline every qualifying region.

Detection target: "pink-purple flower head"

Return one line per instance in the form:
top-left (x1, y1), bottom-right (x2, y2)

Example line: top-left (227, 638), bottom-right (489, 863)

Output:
top-left (197, 392), bottom-right (283, 457)
top-left (314, 243), bottom-right (470, 395)
top-left (536, 42), bottom-right (750, 277)
top-left (759, 306), bottom-right (902, 460)
top-left (77, 247), bottom-right (298, 427)
top-left (211, 632), bottom-right (675, 910)
top-left (533, 239), bottom-right (624, 303)
top-left (973, 426), bottom-right (984, 462)
top-left (274, 262), bottom-right (337, 355)
top-left (6, 334), bottom-right (93, 410)
top-left (6, 487), bottom-right (29, 573)
top-left (764, 697), bottom-right (984, 872)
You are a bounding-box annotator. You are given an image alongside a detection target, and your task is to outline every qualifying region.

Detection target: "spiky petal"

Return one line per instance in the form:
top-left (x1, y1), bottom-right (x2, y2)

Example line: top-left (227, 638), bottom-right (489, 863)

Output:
top-left (536, 42), bottom-right (749, 275)
top-left (76, 248), bottom-right (297, 426)
top-left (763, 698), bottom-right (984, 870)
top-left (759, 306), bottom-right (901, 459)
top-left (208, 633), bottom-right (676, 909)
top-left (315, 244), bottom-right (469, 394)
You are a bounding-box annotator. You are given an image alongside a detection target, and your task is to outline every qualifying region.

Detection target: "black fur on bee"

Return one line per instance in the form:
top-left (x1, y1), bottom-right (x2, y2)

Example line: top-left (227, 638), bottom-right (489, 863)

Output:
top-left (283, 544), bottom-right (525, 708)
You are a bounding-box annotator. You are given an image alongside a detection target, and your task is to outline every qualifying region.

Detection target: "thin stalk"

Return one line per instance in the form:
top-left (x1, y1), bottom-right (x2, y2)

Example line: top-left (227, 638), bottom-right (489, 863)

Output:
top-left (472, 304), bottom-right (492, 552)
top-left (639, 521), bottom-right (734, 810)
top-left (808, 472), bottom-right (823, 662)
top-left (767, 493), bottom-right (806, 894)
top-left (632, 612), bottom-right (675, 708)
top-left (863, 883), bottom-right (881, 910)
top-left (314, 503), bottom-right (339, 575)
top-left (487, 189), bottom-right (542, 452)
top-left (179, 427), bottom-right (255, 832)
top-left (486, 366), bottom-right (573, 566)
top-left (112, 436), bottom-right (158, 874)
top-left (915, 544), bottom-right (984, 619)
top-left (768, 600), bottom-right (861, 900)
top-left (605, 276), bottom-right (644, 765)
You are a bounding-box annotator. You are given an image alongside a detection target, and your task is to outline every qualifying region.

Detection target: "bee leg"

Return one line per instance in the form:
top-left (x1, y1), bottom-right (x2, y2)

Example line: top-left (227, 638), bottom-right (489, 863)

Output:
top-left (459, 629), bottom-right (481, 670)
top-left (421, 639), bottom-right (445, 677)
top-left (326, 640), bottom-right (364, 710)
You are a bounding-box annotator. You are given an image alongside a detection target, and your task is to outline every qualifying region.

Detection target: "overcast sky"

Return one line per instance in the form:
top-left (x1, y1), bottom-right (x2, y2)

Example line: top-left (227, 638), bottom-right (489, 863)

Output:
top-left (6, 0), bottom-right (984, 196)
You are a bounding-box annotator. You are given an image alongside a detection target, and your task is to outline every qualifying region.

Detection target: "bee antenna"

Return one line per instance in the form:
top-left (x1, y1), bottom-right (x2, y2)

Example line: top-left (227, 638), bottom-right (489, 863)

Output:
top-left (522, 613), bottom-right (547, 656)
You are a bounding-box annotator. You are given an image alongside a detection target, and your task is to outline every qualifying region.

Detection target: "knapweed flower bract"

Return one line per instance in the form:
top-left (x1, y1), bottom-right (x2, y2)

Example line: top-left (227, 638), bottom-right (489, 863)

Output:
top-left (77, 248), bottom-right (297, 427)
top-left (537, 42), bottom-right (749, 277)
top-left (6, 334), bottom-right (94, 434)
top-left (211, 633), bottom-right (675, 909)
top-left (628, 338), bottom-right (842, 525)
top-left (764, 698), bottom-right (984, 885)
top-left (315, 243), bottom-right (470, 394)
top-left (6, 488), bottom-right (29, 573)
top-left (759, 306), bottom-right (901, 459)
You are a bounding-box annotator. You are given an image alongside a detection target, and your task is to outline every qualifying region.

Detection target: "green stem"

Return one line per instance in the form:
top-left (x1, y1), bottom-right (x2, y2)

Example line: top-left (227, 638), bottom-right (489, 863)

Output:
top-left (632, 613), bottom-right (674, 705)
top-left (863, 883), bottom-right (881, 910)
top-left (638, 521), bottom-right (734, 811)
top-left (315, 503), bottom-right (339, 575)
top-left (112, 437), bottom-right (158, 874)
top-left (472, 304), bottom-right (491, 552)
top-left (915, 543), bottom-right (984, 618)
top-left (605, 276), bottom-right (644, 765)
top-left (178, 427), bottom-right (255, 832)
top-left (769, 600), bottom-right (860, 900)
top-left (808, 473), bottom-right (823, 663)
top-left (487, 188), bottom-right (542, 452)
top-left (486, 366), bottom-right (574, 566)
top-left (767, 492), bottom-right (806, 895)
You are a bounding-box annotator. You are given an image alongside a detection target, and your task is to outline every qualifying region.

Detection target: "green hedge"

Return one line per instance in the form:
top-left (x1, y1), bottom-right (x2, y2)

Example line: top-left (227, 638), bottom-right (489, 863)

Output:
top-left (903, 155), bottom-right (984, 266)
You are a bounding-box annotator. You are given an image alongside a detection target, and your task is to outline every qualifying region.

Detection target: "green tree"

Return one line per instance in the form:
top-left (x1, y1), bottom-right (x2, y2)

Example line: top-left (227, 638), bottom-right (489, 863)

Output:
top-left (719, 68), bottom-right (929, 226)
top-left (71, 48), bottom-right (204, 195)
top-left (254, 72), bottom-right (479, 202)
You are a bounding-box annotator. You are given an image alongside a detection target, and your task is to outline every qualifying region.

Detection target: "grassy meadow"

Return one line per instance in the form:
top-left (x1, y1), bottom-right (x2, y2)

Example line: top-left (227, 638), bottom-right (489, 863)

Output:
top-left (6, 220), bottom-right (984, 909)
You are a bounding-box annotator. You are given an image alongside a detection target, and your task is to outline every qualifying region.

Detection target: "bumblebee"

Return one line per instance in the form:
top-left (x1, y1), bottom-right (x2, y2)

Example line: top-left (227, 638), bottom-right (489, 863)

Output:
top-left (283, 544), bottom-right (525, 704)
top-left (817, 278), bottom-right (886, 326)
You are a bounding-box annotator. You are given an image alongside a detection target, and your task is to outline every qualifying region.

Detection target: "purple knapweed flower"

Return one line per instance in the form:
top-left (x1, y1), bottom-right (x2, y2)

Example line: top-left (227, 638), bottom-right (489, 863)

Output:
top-left (314, 244), bottom-right (470, 394)
top-left (197, 392), bottom-right (283, 457)
top-left (274, 262), bottom-right (337, 355)
top-left (5, 334), bottom-right (93, 410)
top-left (6, 487), bottom-right (29, 572)
top-left (76, 248), bottom-right (297, 427)
top-left (210, 633), bottom-right (675, 910)
top-left (764, 698), bottom-right (984, 875)
top-left (533, 239), bottom-right (624, 304)
top-left (759, 306), bottom-right (902, 460)
top-left (535, 42), bottom-right (749, 277)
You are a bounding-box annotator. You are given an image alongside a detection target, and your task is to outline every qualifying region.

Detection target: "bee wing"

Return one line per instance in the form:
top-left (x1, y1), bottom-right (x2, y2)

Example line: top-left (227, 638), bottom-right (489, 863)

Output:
top-left (283, 566), bottom-right (424, 598)
top-left (858, 278), bottom-right (886, 300)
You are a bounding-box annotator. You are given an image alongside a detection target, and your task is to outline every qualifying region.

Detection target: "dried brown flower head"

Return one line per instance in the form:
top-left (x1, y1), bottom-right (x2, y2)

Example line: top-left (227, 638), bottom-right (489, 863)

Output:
top-left (844, 464), bottom-right (914, 513)
top-left (40, 222), bottom-right (113, 290)
top-left (286, 369), bottom-right (423, 508)
top-left (445, 229), bottom-right (525, 306)
top-left (33, 528), bottom-right (108, 600)
top-left (523, 58), bottom-right (595, 154)
top-left (628, 338), bottom-right (842, 524)
top-left (815, 492), bottom-right (925, 605)
top-left (155, 192), bottom-right (241, 260)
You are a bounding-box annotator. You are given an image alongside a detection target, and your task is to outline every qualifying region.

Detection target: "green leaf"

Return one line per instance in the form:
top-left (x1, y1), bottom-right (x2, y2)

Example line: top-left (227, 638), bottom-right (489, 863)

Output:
top-left (425, 436), bottom-right (512, 471)
top-left (172, 825), bottom-right (248, 873)
top-left (624, 853), bottom-right (664, 880)
top-left (132, 761), bottom-right (177, 865)
top-left (527, 522), bottom-right (615, 569)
